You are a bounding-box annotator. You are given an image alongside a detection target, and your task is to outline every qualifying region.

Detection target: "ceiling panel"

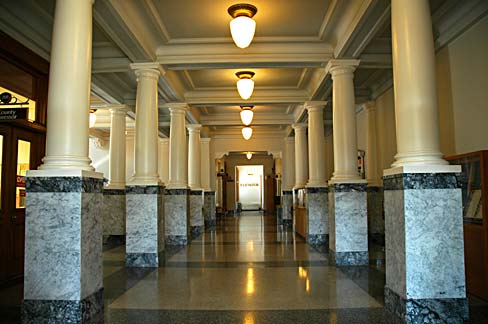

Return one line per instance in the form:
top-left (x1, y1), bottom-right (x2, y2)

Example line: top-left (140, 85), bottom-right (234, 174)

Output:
top-left (203, 104), bottom-right (289, 115)
top-left (154, 0), bottom-right (331, 40)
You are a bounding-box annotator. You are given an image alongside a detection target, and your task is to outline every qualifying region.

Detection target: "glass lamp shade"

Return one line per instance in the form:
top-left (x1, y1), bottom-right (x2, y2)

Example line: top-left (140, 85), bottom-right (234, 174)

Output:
top-left (242, 127), bottom-right (253, 140)
top-left (229, 16), bottom-right (256, 49)
top-left (89, 112), bottom-right (97, 128)
top-left (246, 152), bottom-right (252, 160)
top-left (237, 78), bottom-right (254, 100)
top-left (240, 109), bottom-right (254, 126)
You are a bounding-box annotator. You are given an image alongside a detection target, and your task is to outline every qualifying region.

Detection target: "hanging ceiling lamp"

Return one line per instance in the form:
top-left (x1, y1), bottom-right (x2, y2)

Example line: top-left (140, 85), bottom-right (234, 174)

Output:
top-left (89, 109), bottom-right (97, 128)
top-left (246, 152), bottom-right (253, 160)
top-left (240, 105), bottom-right (254, 126)
top-left (242, 126), bottom-right (253, 140)
top-left (228, 3), bottom-right (258, 49)
top-left (236, 71), bottom-right (255, 100)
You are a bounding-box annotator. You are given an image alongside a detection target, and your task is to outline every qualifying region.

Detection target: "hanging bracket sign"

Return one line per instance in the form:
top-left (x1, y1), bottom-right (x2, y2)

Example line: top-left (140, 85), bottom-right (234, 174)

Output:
top-left (0, 108), bottom-right (28, 121)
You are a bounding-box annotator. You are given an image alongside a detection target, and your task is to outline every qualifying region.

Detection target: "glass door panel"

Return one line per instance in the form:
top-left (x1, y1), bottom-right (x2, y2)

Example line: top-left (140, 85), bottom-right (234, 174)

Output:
top-left (16, 140), bottom-right (30, 209)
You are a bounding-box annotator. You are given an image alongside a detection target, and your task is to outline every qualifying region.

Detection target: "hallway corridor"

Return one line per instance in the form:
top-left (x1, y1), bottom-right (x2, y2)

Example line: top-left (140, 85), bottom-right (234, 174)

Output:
top-left (1, 211), bottom-right (488, 323)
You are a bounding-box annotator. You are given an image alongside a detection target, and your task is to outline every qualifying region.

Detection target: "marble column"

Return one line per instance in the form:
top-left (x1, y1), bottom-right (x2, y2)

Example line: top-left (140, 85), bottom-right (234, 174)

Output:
top-left (282, 137), bottom-right (295, 230)
top-left (384, 1), bottom-right (468, 323)
top-left (292, 123), bottom-right (308, 236)
top-left (125, 63), bottom-right (164, 267)
top-left (187, 124), bottom-right (204, 239)
top-left (363, 101), bottom-right (384, 244)
top-left (23, 0), bottom-right (104, 322)
top-left (165, 103), bottom-right (190, 246)
top-left (103, 105), bottom-right (128, 243)
top-left (158, 138), bottom-right (169, 184)
top-left (305, 101), bottom-right (329, 247)
top-left (327, 59), bottom-right (368, 266)
top-left (201, 138), bottom-right (216, 228)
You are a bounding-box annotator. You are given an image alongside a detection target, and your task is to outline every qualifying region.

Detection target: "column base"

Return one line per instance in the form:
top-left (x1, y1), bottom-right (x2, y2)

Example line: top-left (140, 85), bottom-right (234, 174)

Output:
top-left (165, 189), bottom-right (190, 246)
top-left (126, 185), bottom-right (165, 268)
top-left (282, 219), bottom-right (293, 230)
top-left (329, 251), bottom-right (369, 266)
top-left (385, 287), bottom-right (468, 324)
top-left (165, 235), bottom-right (188, 246)
top-left (103, 188), bottom-right (126, 236)
top-left (190, 225), bottom-right (203, 239)
top-left (22, 288), bottom-right (104, 324)
top-left (308, 234), bottom-right (329, 247)
top-left (126, 251), bottom-right (165, 268)
top-left (203, 191), bottom-right (216, 229)
top-left (306, 187), bottom-right (329, 249)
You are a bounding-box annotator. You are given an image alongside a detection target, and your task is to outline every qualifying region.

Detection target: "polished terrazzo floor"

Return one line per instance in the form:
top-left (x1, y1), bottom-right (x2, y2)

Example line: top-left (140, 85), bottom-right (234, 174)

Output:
top-left (1, 211), bottom-right (488, 323)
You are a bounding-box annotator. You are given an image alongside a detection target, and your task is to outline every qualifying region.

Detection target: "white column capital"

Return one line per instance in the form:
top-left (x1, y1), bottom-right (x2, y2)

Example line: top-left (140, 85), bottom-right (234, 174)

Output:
top-left (326, 59), bottom-right (360, 78)
top-left (167, 103), bottom-right (189, 114)
top-left (108, 105), bottom-right (130, 115)
top-left (362, 101), bottom-right (376, 112)
top-left (130, 62), bottom-right (165, 78)
top-left (200, 138), bottom-right (211, 144)
top-left (292, 123), bottom-right (307, 132)
top-left (159, 138), bottom-right (169, 144)
top-left (187, 124), bottom-right (202, 133)
top-left (304, 101), bottom-right (328, 112)
top-left (284, 137), bottom-right (295, 143)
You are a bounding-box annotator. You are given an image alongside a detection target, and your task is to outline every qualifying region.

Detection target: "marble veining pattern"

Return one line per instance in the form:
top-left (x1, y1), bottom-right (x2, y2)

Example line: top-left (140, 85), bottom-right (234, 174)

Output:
top-left (102, 192), bottom-right (125, 236)
top-left (404, 188), bottom-right (465, 299)
top-left (329, 184), bottom-right (368, 254)
top-left (203, 191), bottom-right (216, 228)
top-left (306, 187), bottom-right (328, 245)
top-left (367, 187), bottom-right (384, 238)
top-left (189, 191), bottom-right (204, 229)
top-left (282, 193), bottom-right (293, 221)
top-left (165, 192), bottom-right (189, 244)
top-left (24, 176), bottom-right (103, 314)
top-left (383, 173), bottom-right (461, 191)
top-left (26, 177), bottom-right (103, 193)
top-left (126, 188), bottom-right (164, 266)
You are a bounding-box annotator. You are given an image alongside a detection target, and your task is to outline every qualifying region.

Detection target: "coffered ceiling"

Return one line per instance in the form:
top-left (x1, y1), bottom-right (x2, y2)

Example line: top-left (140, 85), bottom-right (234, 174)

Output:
top-left (1, 0), bottom-right (487, 138)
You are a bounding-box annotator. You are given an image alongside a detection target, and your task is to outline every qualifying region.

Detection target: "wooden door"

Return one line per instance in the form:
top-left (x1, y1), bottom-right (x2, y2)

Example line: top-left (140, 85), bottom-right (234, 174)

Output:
top-left (0, 126), bottom-right (44, 283)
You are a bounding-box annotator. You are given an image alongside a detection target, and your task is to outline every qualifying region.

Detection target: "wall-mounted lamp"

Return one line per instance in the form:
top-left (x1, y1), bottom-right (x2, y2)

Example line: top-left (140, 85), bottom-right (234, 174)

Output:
top-left (246, 152), bottom-right (253, 160)
top-left (228, 3), bottom-right (257, 49)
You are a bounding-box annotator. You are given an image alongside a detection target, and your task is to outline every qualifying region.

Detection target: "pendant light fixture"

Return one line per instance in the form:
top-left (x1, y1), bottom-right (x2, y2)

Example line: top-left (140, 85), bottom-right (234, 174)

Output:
top-left (246, 152), bottom-right (253, 160)
top-left (236, 71), bottom-right (255, 100)
top-left (240, 105), bottom-right (254, 126)
top-left (242, 126), bottom-right (253, 140)
top-left (228, 3), bottom-right (258, 49)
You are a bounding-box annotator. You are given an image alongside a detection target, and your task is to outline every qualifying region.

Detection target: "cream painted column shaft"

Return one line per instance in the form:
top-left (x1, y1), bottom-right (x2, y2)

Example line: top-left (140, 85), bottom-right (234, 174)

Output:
top-left (168, 104), bottom-right (189, 188)
top-left (200, 138), bottom-right (211, 191)
top-left (130, 63), bottom-right (160, 184)
top-left (187, 124), bottom-right (202, 189)
top-left (40, 0), bottom-right (94, 171)
top-left (158, 138), bottom-right (169, 184)
top-left (107, 106), bottom-right (128, 189)
top-left (328, 60), bottom-right (361, 181)
top-left (293, 124), bottom-right (308, 188)
top-left (305, 101), bottom-right (328, 187)
top-left (364, 101), bottom-right (380, 186)
top-left (283, 137), bottom-right (295, 190)
top-left (391, 0), bottom-right (446, 167)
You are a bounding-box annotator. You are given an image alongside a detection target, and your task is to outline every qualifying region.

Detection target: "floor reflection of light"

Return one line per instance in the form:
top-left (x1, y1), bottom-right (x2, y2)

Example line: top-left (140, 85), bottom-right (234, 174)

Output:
top-left (244, 312), bottom-right (255, 324)
top-left (247, 240), bottom-right (254, 252)
top-left (329, 311), bottom-right (337, 324)
top-left (306, 278), bottom-right (310, 293)
top-left (298, 266), bottom-right (308, 279)
top-left (247, 268), bottom-right (255, 295)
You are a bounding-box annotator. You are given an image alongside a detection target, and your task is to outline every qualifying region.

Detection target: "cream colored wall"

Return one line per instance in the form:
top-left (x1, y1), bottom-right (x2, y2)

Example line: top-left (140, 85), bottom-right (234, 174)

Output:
top-left (373, 88), bottom-right (397, 178)
top-left (325, 134), bottom-right (334, 180)
top-left (438, 15), bottom-right (488, 155)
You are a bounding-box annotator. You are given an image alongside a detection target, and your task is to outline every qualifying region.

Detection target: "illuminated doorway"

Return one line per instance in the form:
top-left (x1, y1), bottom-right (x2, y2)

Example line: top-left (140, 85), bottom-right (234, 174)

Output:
top-left (236, 165), bottom-right (264, 210)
